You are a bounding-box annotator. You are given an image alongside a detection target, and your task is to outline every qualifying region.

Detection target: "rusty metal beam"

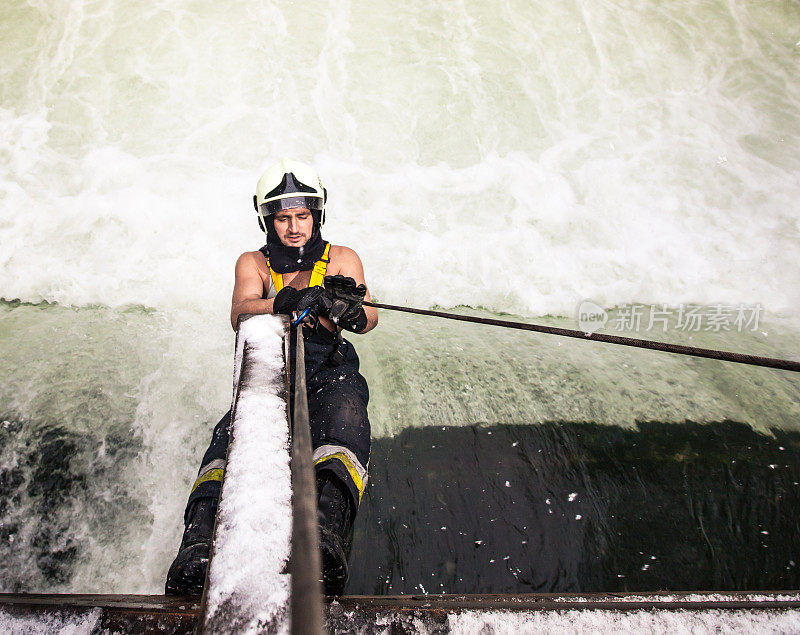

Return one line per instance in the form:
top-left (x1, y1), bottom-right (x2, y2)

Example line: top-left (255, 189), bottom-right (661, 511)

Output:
top-left (289, 324), bottom-right (326, 635)
top-left (2, 590), bottom-right (797, 633)
top-left (333, 591), bottom-right (800, 613)
top-left (0, 594), bottom-right (200, 634)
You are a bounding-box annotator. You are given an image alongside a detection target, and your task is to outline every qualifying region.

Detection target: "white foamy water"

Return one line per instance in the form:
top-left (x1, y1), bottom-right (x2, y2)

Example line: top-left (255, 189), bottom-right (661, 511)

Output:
top-left (1, 0), bottom-right (799, 317)
top-left (0, 608), bottom-right (101, 635)
top-left (0, 0), bottom-right (799, 597)
top-left (447, 608), bottom-right (800, 635)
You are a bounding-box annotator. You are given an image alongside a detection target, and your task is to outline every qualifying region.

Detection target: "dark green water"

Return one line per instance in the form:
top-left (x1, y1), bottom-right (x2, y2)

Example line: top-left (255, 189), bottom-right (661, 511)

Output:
top-left (351, 421), bottom-right (800, 594)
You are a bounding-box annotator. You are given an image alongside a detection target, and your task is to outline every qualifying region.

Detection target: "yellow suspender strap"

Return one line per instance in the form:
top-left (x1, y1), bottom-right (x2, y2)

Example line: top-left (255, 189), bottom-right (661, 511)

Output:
top-left (266, 259), bottom-right (284, 293)
top-left (267, 242), bottom-right (330, 294)
top-left (308, 242), bottom-right (331, 288)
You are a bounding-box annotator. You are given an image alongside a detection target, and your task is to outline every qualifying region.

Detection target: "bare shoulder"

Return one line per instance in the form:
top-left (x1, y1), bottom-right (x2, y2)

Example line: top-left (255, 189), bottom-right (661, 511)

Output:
top-left (328, 244), bottom-right (361, 266)
top-left (238, 249), bottom-right (267, 262)
top-left (234, 251), bottom-right (270, 290)
top-left (327, 244), bottom-right (366, 281)
top-left (236, 250), bottom-right (268, 269)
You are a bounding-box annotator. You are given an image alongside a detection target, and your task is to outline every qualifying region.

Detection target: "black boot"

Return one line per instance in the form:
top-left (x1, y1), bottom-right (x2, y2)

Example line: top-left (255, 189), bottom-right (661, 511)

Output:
top-left (165, 497), bottom-right (218, 595)
top-left (316, 472), bottom-right (356, 596)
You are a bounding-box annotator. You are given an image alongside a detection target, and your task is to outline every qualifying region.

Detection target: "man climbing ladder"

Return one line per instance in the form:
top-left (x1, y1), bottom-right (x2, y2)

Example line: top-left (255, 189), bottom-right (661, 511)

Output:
top-left (165, 158), bottom-right (378, 596)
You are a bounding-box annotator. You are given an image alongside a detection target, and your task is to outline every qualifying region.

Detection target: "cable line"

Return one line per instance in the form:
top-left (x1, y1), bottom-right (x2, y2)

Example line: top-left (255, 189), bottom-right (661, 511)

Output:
top-left (363, 301), bottom-right (800, 373)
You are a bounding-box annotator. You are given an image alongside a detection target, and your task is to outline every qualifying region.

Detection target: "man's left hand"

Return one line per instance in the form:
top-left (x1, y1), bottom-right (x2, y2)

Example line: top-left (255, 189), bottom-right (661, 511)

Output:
top-left (324, 275), bottom-right (368, 332)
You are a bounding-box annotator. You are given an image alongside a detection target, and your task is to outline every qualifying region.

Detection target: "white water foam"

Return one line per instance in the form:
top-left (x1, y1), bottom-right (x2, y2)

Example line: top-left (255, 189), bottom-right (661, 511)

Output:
top-left (0, 608), bottom-right (101, 635)
top-left (0, 0), bottom-right (798, 321)
top-left (447, 608), bottom-right (800, 635)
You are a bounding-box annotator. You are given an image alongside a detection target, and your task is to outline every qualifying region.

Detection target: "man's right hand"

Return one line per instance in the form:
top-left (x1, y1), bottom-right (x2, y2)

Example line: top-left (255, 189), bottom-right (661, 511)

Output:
top-left (273, 285), bottom-right (334, 321)
top-left (272, 286), bottom-right (303, 315)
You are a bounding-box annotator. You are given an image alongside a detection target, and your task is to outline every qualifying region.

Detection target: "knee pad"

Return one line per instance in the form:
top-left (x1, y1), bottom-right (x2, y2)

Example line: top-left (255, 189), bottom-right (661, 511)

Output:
top-left (313, 445), bottom-right (368, 507)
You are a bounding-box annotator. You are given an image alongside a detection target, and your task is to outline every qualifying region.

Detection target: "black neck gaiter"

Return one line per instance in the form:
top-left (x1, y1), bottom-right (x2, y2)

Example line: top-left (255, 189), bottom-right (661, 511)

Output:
top-left (263, 222), bottom-right (326, 273)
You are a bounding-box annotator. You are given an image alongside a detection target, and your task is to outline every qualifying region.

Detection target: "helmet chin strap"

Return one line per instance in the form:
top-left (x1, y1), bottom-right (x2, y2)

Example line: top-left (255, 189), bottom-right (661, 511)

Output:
top-left (261, 215), bottom-right (269, 242)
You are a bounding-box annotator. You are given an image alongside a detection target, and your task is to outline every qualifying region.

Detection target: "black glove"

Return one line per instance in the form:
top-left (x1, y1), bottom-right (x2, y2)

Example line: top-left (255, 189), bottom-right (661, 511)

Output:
top-left (273, 285), bottom-right (330, 319)
top-left (324, 274), bottom-right (368, 332)
top-left (295, 285), bottom-right (332, 322)
top-left (272, 286), bottom-right (302, 315)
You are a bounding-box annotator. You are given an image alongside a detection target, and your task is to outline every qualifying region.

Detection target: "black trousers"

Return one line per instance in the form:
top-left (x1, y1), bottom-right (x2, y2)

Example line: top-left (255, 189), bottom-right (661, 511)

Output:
top-left (184, 325), bottom-right (370, 523)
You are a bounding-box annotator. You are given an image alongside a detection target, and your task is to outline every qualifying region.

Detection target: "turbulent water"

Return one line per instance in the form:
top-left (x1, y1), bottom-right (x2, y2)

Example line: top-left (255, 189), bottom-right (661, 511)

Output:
top-left (1, 0), bottom-right (799, 594)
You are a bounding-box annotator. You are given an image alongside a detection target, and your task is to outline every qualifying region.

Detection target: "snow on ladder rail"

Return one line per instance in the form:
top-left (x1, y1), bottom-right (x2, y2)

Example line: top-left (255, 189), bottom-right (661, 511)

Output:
top-left (199, 314), bottom-right (292, 633)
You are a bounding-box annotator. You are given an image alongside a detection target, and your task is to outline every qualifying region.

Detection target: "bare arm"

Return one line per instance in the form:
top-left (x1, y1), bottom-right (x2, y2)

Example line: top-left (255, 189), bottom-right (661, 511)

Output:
top-left (330, 246), bottom-right (378, 334)
top-left (230, 252), bottom-right (273, 331)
